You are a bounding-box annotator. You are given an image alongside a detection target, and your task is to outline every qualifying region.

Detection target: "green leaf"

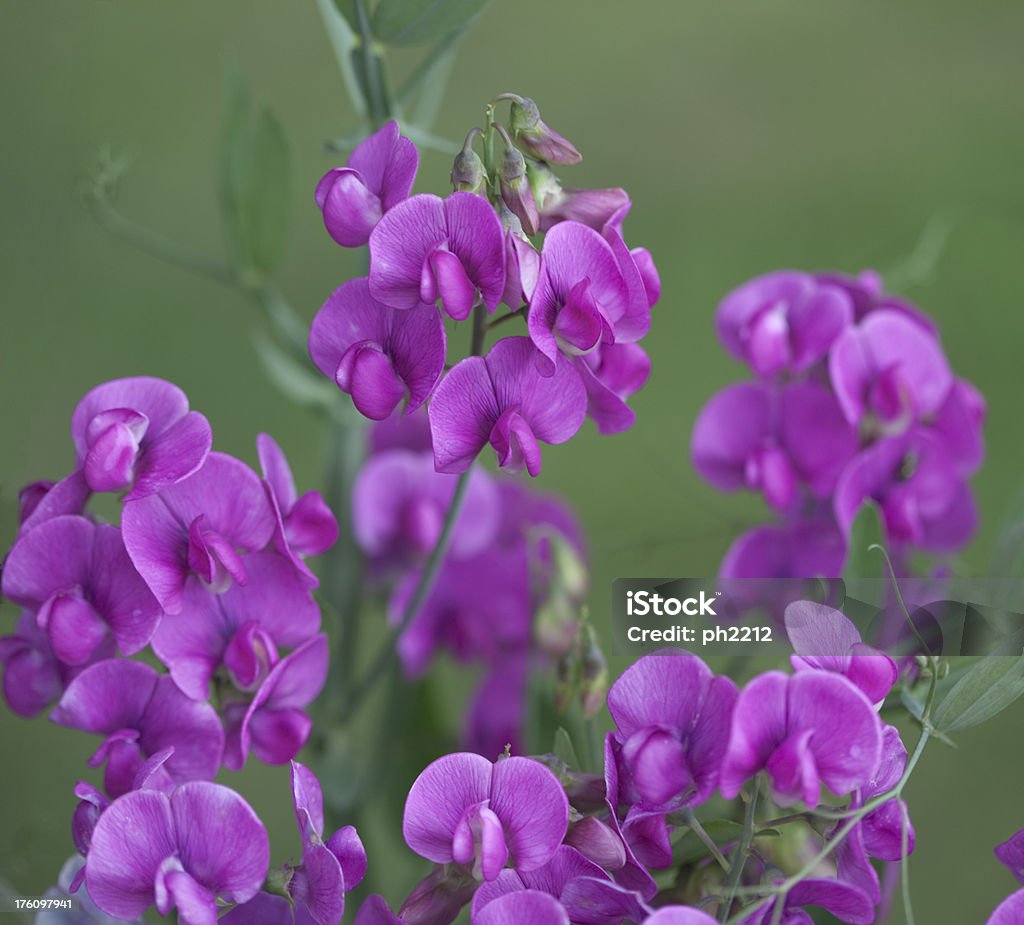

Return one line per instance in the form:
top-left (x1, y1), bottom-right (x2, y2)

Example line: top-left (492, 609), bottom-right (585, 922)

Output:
top-left (843, 501), bottom-right (887, 581)
top-left (252, 330), bottom-right (339, 410)
top-left (553, 727), bottom-right (581, 771)
top-left (218, 66), bottom-right (291, 277)
top-left (372, 0), bottom-right (491, 45)
top-left (933, 650), bottom-right (1024, 732)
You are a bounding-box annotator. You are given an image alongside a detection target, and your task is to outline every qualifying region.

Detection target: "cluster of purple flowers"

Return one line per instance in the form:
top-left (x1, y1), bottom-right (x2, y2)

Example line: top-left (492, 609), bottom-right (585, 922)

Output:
top-left (353, 408), bottom-right (591, 757)
top-left (350, 615), bottom-right (918, 925)
top-left (691, 269), bottom-right (985, 578)
top-left (312, 96), bottom-right (660, 478)
top-left (0, 378), bottom-right (366, 923)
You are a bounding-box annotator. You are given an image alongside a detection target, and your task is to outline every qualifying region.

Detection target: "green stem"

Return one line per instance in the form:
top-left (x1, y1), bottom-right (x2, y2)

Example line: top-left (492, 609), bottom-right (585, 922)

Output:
top-left (683, 810), bottom-right (731, 874)
top-left (353, 0), bottom-right (391, 128)
top-left (342, 467), bottom-right (473, 716)
top-left (719, 780), bottom-right (759, 922)
top-left (87, 193), bottom-right (237, 287)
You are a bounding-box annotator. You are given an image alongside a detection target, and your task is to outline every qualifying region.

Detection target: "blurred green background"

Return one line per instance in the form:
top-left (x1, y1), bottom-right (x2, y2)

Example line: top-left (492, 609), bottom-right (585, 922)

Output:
top-left (2, 1), bottom-right (1023, 922)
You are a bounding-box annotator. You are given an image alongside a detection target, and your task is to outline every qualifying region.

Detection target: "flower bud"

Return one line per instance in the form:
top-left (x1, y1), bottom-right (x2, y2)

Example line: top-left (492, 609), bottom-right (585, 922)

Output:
top-left (498, 144), bottom-right (539, 236)
top-left (510, 96), bottom-right (583, 165)
top-left (564, 815), bottom-right (627, 870)
top-left (398, 866), bottom-right (477, 925)
top-left (579, 624), bottom-right (608, 719)
top-left (451, 146), bottom-right (486, 195)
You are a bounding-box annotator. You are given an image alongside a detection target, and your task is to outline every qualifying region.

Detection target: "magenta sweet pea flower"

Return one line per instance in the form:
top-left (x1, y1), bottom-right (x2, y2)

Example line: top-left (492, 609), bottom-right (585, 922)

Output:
top-left (70, 377), bottom-right (212, 498)
top-left (472, 845), bottom-right (649, 925)
top-left (987, 890), bottom-right (1024, 925)
top-left (223, 892), bottom-right (319, 925)
top-left (607, 653), bottom-right (738, 811)
top-left (17, 469), bottom-right (92, 535)
top-left (352, 450), bottom-right (500, 571)
top-left (829, 309), bottom-right (952, 430)
top-left (288, 761), bottom-right (367, 925)
top-left (0, 611), bottom-right (99, 717)
top-left (528, 221), bottom-right (634, 370)
top-left (932, 377), bottom-right (986, 476)
top-left (52, 659), bottom-right (224, 798)
top-left (834, 428), bottom-right (978, 553)
top-left (814, 269), bottom-right (937, 333)
top-left (536, 183), bottom-right (631, 233)
top-left (715, 271), bottom-right (853, 378)
top-left (316, 120), bottom-right (418, 247)
top-left (784, 601), bottom-right (898, 706)
top-left (402, 753), bottom-right (569, 882)
top-left (370, 406), bottom-right (434, 455)
top-left (996, 829), bottom-right (1024, 885)
top-left (256, 433), bottom-right (338, 587)
top-left (310, 277), bottom-right (446, 420)
top-left (720, 513), bottom-right (847, 581)
top-left (501, 229), bottom-right (540, 310)
top-left (474, 890), bottom-right (570, 925)
top-left (121, 452), bottom-right (276, 613)
top-left (854, 724), bottom-right (914, 861)
top-left (84, 781), bottom-right (269, 923)
top-left (463, 656), bottom-right (529, 759)
top-left (369, 191), bottom-right (505, 320)
top-left (1, 515), bottom-right (161, 666)
top-left (740, 878), bottom-right (875, 925)
top-left (576, 342), bottom-right (651, 435)
top-left (222, 633), bottom-right (328, 769)
top-left (720, 671), bottom-right (882, 808)
top-left (691, 381), bottom-right (857, 510)
top-left (428, 336), bottom-right (587, 476)
top-left (151, 552), bottom-right (320, 700)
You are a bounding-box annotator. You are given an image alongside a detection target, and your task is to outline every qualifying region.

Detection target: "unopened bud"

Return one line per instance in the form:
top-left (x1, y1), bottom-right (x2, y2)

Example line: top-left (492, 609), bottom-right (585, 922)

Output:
top-left (580, 624), bottom-right (608, 719)
top-left (565, 816), bottom-right (627, 871)
top-left (451, 146), bottom-right (486, 195)
top-left (498, 144), bottom-right (539, 235)
top-left (510, 96), bottom-right (583, 165)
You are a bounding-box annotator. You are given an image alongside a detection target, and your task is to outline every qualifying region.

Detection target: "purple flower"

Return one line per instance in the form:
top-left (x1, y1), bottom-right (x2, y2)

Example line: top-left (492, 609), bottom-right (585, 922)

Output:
top-left (814, 269), bottom-right (937, 333)
top-left (720, 513), bottom-right (846, 581)
top-left (527, 222), bottom-right (636, 370)
top-left (472, 844), bottom-right (647, 925)
top-left (222, 633), bottom-right (328, 769)
top-left (534, 177), bottom-right (631, 234)
top-left (84, 781), bottom-right (269, 923)
top-left (474, 890), bottom-right (570, 925)
top-left (0, 611), bottom-right (92, 717)
top-left (829, 309), bottom-right (952, 430)
top-left (151, 552), bottom-right (320, 700)
top-left (740, 878), bottom-right (875, 925)
top-left (784, 601), bottom-right (898, 706)
top-left (52, 659), bottom-right (223, 797)
top-left (288, 761), bottom-right (367, 925)
top-left (353, 450), bottom-right (500, 570)
top-left (1, 515), bottom-right (161, 666)
top-left (316, 120), bottom-right (418, 247)
top-left (854, 724), bottom-right (914, 861)
top-left (996, 829), bottom-right (1024, 885)
top-left (987, 890), bottom-right (1024, 925)
top-left (402, 752), bottom-right (569, 881)
top-left (643, 910), bottom-right (718, 925)
top-left (428, 336), bottom-right (587, 476)
top-left (691, 381), bottom-right (857, 510)
top-left (463, 656), bottom-right (529, 760)
top-left (258, 433), bottom-right (338, 560)
top-left (576, 341), bottom-right (651, 435)
top-left (715, 271), bottom-right (853, 378)
top-left (502, 230), bottom-right (540, 310)
top-left (369, 191), bottom-right (505, 320)
top-left (39, 856), bottom-right (145, 925)
top-left (606, 653), bottom-right (737, 811)
top-left (720, 671), bottom-right (882, 808)
top-left (70, 377), bottom-right (212, 498)
top-left (121, 452), bottom-right (277, 613)
top-left (223, 893), bottom-right (319, 925)
top-left (834, 428), bottom-right (977, 553)
top-left (310, 277), bottom-right (446, 420)
top-left (18, 479), bottom-right (55, 524)
top-left (17, 470), bottom-right (92, 535)
top-left (370, 406), bottom-right (434, 455)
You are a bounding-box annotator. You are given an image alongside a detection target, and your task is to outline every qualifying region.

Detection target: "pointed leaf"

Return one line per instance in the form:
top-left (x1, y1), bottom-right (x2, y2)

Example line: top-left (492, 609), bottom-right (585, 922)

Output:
top-left (372, 0), bottom-right (492, 45)
top-left (933, 651), bottom-right (1024, 732)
